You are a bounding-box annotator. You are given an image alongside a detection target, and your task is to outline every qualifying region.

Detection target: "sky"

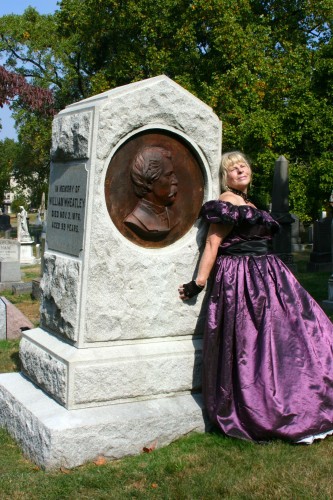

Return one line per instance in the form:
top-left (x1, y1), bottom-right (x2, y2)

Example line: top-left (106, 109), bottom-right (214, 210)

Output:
top-left (0, 0), bottom-right (60, 141)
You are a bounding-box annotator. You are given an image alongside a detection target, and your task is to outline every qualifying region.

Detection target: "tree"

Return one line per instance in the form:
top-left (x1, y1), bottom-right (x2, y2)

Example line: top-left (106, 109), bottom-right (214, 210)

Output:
top-left (0, 138), bottom-right (19, 202)
top-left (12, 110), bottom-right (52, 208)
top-left (0, 0), bottom-right (332, 221)
top-left (0, 65), bottom-right (54, 114)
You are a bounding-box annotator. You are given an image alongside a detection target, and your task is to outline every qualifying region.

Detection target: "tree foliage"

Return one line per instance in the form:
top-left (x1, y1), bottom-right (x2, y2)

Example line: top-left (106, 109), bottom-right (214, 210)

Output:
top-left (0, 0), bottom-right (332, 221)
top-left (0, 66), bottom-right (54, 114)
top-left (0, 138), bottom-right (19, 202)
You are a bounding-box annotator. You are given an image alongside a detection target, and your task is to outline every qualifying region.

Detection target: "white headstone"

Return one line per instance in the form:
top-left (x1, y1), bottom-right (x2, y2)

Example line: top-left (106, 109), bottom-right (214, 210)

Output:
top-left (0, 298), bottom-right (6, 340)
top-left (0, 239), bottom-right (21, 282)
top-left (0, 75), bottom-right (222, 469)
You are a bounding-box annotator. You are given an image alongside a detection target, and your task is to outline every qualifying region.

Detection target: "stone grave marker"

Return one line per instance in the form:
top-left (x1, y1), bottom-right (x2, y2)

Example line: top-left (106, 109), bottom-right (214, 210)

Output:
top-left (0, 239), bottom-right (21, 283)
top-left (17, 207), bottom-right (35, 264)
top-left (0, 298), bottom-right (6, 340)
top-left (0, 214), bottom-right (11, 232)
top-left (271, 155), bottom-right (296, 269)
top-left (308, 216), bottom-right (332, 271)
top-left (0, 75), bottom-right (222, 469)
top-left (291, 213), bottom-right (302, 251)
top-left (323, 216), bottom-right (333, 310)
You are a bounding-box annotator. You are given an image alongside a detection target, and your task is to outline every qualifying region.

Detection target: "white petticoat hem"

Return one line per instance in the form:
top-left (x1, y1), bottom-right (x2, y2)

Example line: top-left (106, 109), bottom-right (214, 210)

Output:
top-left (295, 429), bottom-right (333, 444)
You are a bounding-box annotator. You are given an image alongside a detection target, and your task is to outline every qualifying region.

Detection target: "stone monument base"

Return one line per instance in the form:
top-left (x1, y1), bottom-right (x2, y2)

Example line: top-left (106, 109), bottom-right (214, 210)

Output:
top-left (322, 300), bottom-right (333, 311)
top-left (20, 242), bottom-right (36, 264)
top-left (0, 372), bottom-right (205, 469)
top-left (0, 261), bottom-right (21, 282)
top-left (0, 281), bottom-right (22, 293)
top-left (322, 277), bottom-right (333, 310)
top-left (308, 261), bottom-right (332, 272)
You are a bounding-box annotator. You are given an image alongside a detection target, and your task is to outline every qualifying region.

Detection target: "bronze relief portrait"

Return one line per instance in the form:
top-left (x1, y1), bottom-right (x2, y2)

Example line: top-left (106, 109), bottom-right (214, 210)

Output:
top-left (105, 130), bottom-right (204, 248)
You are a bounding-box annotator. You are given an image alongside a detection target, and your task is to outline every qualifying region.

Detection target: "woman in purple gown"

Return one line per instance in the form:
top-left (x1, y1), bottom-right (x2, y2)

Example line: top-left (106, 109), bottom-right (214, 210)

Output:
top-left (179, 151), bottom-right (333, 443)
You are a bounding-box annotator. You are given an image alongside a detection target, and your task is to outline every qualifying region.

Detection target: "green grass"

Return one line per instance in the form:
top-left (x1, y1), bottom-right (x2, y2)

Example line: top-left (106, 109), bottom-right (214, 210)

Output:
top-left (1, 429), bottom-right (333, 499)
top-left (21, 264), bottom-right (41, 282)
top-left (0, 252), bottom-right (332, 497)
top-left (0, 340), bottom-right (21, 373)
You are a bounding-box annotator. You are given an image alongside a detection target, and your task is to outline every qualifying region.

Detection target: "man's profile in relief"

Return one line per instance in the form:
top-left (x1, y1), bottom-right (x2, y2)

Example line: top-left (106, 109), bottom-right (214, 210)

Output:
top-left (124, 146), bottom-right (179, 240)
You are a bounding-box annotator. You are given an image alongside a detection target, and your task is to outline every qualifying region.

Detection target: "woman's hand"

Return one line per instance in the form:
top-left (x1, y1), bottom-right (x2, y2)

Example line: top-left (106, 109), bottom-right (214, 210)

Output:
top-left (178, 280), bottom-right (204, 300)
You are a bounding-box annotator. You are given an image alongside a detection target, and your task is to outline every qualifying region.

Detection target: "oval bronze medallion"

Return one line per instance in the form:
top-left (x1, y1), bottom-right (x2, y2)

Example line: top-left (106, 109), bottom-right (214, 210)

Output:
top-left (105, 130), bottom-right (204, 248)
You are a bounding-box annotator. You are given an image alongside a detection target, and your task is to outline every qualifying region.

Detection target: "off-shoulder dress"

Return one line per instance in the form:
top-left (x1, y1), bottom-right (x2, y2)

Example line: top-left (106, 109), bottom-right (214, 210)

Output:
top-left (200, 200), bottom-right (333, 443)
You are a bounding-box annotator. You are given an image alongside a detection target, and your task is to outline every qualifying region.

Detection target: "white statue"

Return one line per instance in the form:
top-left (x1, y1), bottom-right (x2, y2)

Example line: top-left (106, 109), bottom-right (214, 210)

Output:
top-left (18, 205), bottom-right (31, 242)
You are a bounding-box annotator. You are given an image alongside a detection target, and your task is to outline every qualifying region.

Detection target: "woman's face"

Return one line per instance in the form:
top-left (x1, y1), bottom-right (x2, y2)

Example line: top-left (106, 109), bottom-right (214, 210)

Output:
top-left (226, 162), bottom-right (251, 191)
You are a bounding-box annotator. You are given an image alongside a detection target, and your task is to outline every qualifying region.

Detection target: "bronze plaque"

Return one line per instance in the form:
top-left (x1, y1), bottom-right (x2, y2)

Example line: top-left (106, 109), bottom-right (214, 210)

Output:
top-left (105, 130), bottom-right (204, 248)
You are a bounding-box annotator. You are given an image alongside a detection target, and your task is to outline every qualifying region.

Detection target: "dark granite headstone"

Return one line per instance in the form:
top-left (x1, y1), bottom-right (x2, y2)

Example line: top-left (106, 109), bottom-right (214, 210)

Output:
top-left (322, 216), bottom-right (333, 310)
top-left (271, 155), bottom-right (296, 270)
top-left (291, 213), bottom-right (302, 251)
top-left (308, 216), bottom-right (332, 271)
top-left (0, 214), bottom-right (11, 231)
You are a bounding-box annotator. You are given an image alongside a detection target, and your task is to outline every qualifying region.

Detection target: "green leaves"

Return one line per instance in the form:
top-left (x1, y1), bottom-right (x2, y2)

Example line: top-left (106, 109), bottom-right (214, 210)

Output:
top-left (0, 0), bottom-right (332, 221)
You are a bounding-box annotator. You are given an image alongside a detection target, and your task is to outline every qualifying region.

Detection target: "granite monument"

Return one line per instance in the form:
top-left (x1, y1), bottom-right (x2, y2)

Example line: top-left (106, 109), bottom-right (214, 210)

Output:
top-left (0, 75), bottom-right (221, 469)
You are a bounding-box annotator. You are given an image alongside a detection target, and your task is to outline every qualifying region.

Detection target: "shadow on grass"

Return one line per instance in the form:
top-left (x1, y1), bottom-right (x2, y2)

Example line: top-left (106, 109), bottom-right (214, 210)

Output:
top-left (10, 350), bottom-right (21, 372)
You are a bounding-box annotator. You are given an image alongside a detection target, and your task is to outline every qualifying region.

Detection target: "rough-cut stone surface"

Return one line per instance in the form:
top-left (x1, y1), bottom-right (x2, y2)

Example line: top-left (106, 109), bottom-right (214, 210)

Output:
top-left (20, 336), bottom-right (67, 405)
top-left (40, 75), bottom-right (221, 345)
top-left (40, 254), bottom-right (81, 341)
top-left (20, 328), bottom-right (202, 409)
top-left (51, 111), bottom-right (92, 161)
top-left (0, 373), bottom-right (206, 470)
top-left (96, 78), bottom-right (220, 178)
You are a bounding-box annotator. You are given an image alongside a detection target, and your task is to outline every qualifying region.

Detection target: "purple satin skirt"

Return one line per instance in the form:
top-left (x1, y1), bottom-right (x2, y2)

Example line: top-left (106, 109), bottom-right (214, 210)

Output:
top-left (203, 254), bottom-right (333, 442)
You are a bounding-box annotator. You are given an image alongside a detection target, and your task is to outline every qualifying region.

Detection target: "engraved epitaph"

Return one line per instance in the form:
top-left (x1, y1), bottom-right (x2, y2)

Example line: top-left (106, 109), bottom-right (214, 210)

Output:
top-left (0, 240), bottom-right (20, 262)
top-left (0, 240), bottom-right (21, 283)
top-left (47, 164), bottom-right (87, 256)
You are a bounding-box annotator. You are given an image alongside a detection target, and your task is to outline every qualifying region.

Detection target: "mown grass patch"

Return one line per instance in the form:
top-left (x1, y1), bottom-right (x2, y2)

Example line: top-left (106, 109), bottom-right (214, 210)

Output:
top-left (0, 340), bottom-right (21, 373)
top-left (21, 264), bottom-right (41, 282)
top-left (1, 430), bottom-right (333, 499)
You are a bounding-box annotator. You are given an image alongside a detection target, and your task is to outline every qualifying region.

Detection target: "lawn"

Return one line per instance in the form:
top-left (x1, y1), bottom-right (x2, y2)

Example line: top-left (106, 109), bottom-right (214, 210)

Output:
top-left (0, 252), bottom-right (332, 498)
top-left (1, 426), bottom-right (333, 499)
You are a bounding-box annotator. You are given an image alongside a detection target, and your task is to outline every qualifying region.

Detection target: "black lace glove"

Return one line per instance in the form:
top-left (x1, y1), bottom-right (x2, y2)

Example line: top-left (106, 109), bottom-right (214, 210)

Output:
top-left (182, 280), bottom-right (204, 299)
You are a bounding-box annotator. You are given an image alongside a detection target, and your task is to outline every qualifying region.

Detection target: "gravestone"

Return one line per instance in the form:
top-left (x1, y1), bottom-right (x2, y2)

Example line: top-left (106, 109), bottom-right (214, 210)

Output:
top-left (0, 298), bottom-right (6, 340)
top-left (0, 75), bottom-right (221, 469)
top-left (0, 214), bottom-right (11, 232)
top-left (308, 216), bottom-right (332, 271)
top-left (323, 217), bottom-right (333, 310)
top-left (291, 214), bottom-right (302, 251)
top-left (17, 206), bottom-right (35, 264)
top-left (271, 155), bottom-right (296, 269)
top-left (0, 239), bottom-right (21, 284)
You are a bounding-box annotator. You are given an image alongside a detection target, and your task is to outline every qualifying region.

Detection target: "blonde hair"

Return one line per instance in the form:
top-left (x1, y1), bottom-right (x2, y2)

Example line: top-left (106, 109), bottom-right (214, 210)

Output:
top-left (220, 151), bottom-right (252, 192)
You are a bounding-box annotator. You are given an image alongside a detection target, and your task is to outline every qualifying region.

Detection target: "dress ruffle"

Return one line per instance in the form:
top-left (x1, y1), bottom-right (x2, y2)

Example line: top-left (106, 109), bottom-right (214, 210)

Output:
top-left (200, 200), bottom-right (279, 232)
